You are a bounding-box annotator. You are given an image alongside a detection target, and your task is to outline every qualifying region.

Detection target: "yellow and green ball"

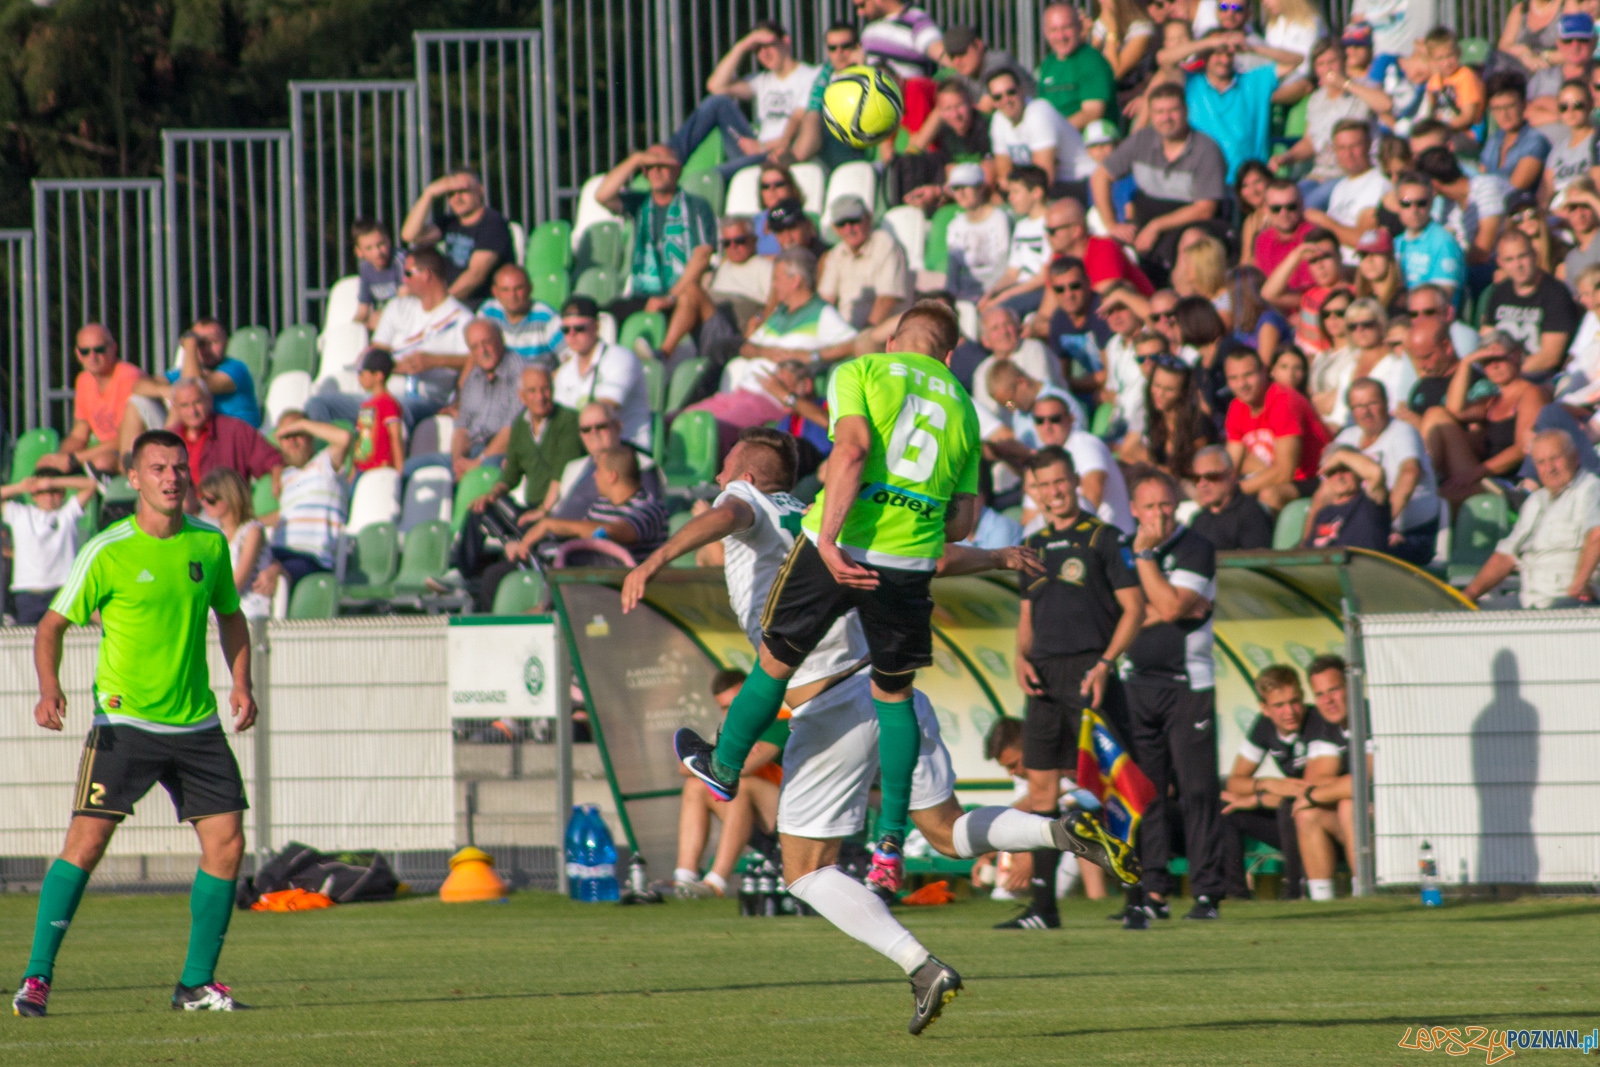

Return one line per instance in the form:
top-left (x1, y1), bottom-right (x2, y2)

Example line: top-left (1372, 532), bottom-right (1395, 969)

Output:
top-left (821, 64), bottom-right (904, 149)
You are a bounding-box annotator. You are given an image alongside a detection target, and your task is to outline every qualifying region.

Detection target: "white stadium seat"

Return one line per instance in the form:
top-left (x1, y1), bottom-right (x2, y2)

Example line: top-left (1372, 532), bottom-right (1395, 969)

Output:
top-left (408, 413), bottom-right (455, 458)
top-left (509, 220), bottom-right (527, 268)
top-left (572, 174), bottom-right (623, 251)
top-left (322, 275), bottom-right (362, 333)
top-left (956, 300), bottom-right (979, 341)
top-left (822, 161), bottom-right (877, 242)
top-left (881, 205), bottom-right (927, 271)
top-left (598, 311), bottom-right (617, 344)
top-left (264, 370), bottom-right (313, 428)
top-left (790, 162), bottom-right (826, 215)
top-left (315, 322), bottom-right (369, 393)
top-left (399, 466), bottom-right (455, 535)
top-left (346, 467), bottom-right (401, 534)
top-left (724, 166), bottom-right (762, 216)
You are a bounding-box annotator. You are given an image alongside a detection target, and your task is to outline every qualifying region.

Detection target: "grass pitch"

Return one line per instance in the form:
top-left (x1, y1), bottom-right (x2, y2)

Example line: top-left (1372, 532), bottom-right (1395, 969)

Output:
top-left (0, 891), bottom-right (1594, 1066)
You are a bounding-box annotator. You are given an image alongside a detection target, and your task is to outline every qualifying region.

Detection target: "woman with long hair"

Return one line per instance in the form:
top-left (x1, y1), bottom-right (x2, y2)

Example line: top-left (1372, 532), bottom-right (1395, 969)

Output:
top-left (752, 164), bottom-right (802, 255)
top-left (1308, 287), bottom-right (1357, 423)
top-left (1270, 345), bottom-right (1312, 397)
top-left (1175, 294), bottom-right (1230, 433)
top-left (1234, 160), bottom-right (1273, 267)
top-left (1261, 0), bottom-right (1326, 105)
top-left (1173, 232), bottom-right (1229, 302)
top-left (1134, 354), bottom-right (1214, 482)
top-left (1373, 135), bottom-right (1413, 237)
top-left (1506, 192), bottom-right (1568, 275)
top-left (1093, 0), bottom-right (1157, 86)
top-left (1322, 298), bottom-right (1417, 429)
top-left (198, 467), bottom-right (272, 622)
top-left (1223, 266), bottom-right (1287, 367)
top-left (1544, 79), bottom-right (1597, 202)
top-left (1353, 229), bottom-right (1404, 312)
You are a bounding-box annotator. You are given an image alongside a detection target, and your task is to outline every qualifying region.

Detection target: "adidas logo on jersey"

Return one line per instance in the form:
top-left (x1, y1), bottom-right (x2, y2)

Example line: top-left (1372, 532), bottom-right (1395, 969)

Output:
top-left (137, 570), bottom-right (155, 583)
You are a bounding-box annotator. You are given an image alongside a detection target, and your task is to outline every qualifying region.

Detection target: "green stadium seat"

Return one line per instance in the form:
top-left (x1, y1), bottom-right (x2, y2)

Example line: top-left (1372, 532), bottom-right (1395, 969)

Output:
top-left (572, 266), bottom-right (620, 305)
top-left (8, 427), bottom-right (60, 484)
top-left (681, 133), bottom-right (724, 176)
top-left (1447, 492), bottom-right (1512, 584)
top-left (227, 326), bottom-right (272, 400)
top-left (269, 324), bottom-right (319, 381)
top-left (1272, 497), bottom-right (1312, 549)
top-left (1089, 401), bottom-right (1115, 439)
top-left (288, 573), bottom-right (340, 620)
top-left (620, 311), bottom-right (668, 355)
top-left (339, 521), bottom-right (400, 599)
top-left (576, 221), bottom-right (628, 275)
top-left (491, 568), bottom-right (548, 613)
top-left (663, 410), bottom-right (719, 487)
top-left (1283, 96), bottom-right (1309, 140)
top-left (1470, 285), bottom-right (1493, 329)
top-left (651, 411), bottom-right (666, 467)
top-left (680, 168), bottom-right (726, 217)
top-left (923, 203), bottom-right (960, 273)
top-left (532, 269), bottom-right (570, 308)
top-left (101, 475), bottom-right (137, 507)
top-left (252, 475), bottom-right (278, 519)
top-left (526, 220), bottom-right (573, 277)
top-left (638, 357), bottom-right (666, 413)
top-left (793, 473), bottom-right (821, 505)
top-left (1459, 37), bottom-right (1491, 68)
top-left (666, 508), bottom-right (699, 568)
top-left (453, 465), bottom-right (501, 535)
top-left (1243, 835), bottom-right (1284, 876)
top-left (76, 491), bottom-right (101, 541)
top-left (666, 356), bottom-right (707, 412)
top-left (392, 519), bottom-right (453, 595)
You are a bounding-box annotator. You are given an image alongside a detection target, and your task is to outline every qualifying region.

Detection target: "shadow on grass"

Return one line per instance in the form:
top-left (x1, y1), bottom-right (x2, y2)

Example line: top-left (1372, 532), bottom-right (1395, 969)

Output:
top-left (1012, 1009), bottom-right (1600, 1041)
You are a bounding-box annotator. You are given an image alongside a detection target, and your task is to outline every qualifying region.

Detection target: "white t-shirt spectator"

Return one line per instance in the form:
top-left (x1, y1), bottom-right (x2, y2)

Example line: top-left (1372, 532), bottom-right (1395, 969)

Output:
top-left (272, 450), bottom-right (347, 568)
top-left (1326, 168), bottom-right (1391, 265)
top-left (1350, 0), bottom-right (1436, 57)
top-left (1265, 15), bottom-right (1325, 81)
top-left (373, 294), bottom-right (473, 405)
top-left (3, 497), bottom-right (84, 591)
top-left (1334, 419), bottom-right (1440, 532)
top-left (1006, 215), bottom-right (1050, 281)
top-left (1104, 333), bottom-right (1147, 435)
top-left (990, 99), bottom-right (1095, 182)
top-left (748, 63), bottom-right (821, 144)
top-left (1304, 92), bottom-right (1372, 181)
top-left (553, 341), bottom-right (653, 451)
top-left (945, 209), bottom-right (1013, 300)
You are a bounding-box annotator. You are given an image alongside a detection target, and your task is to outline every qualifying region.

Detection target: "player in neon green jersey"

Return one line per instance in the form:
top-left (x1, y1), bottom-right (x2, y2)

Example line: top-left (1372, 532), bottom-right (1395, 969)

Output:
top-left (675, 300), bottom-right (983, 897)
top-left (12, 429), bottom-right (258, 1018)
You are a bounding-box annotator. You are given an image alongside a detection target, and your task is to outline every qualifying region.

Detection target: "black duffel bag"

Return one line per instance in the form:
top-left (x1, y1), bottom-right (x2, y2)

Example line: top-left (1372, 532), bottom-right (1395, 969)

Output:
top-left (236, 841), bottom-right (401, 908)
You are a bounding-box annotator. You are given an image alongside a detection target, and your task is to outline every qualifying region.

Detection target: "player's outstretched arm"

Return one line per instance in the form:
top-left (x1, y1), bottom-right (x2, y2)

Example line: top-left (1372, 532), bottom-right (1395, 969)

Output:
top-left (216, 609), bottom-right (257, 732)
top-left (812, 414), bottom-right (878, 589)
top-left (33, 610), bottom-right (71, 731)
top-left (620, 498), bottom-right (756, 613)
top-left (936, 542), bottom-right (1046, 579)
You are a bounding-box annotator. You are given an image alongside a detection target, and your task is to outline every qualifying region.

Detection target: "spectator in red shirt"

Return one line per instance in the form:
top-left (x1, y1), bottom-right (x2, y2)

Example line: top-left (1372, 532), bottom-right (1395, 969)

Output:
top-left (1223, 348), bottom-right (1331, 512)
top-left (1253, 179), bottom-right (1315, 314)
top-left (352, 347), bottom-right (405, 473)
top-left (1045, 196), bottom-right (1154, 302)
top-left (169, 378), bottom-right (282, 514)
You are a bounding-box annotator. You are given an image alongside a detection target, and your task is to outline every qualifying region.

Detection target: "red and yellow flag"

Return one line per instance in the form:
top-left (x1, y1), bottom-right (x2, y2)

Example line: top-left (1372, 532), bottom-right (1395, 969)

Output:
top-left (1076, 707), bottom-right (1157, 847)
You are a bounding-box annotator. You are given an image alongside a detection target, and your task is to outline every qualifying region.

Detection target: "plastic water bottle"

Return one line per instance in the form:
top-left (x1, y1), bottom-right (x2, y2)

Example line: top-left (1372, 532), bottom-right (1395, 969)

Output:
top-left (739, 869), bottom-right (758, 916)
top-left (758, 862), bottom-right (778, 917)
top-left (1418, 840), bottom-right (1442, 907)
top-left (582, 805), bottom-right (620, 902)
top-left (564, 806), bottom-right (588, 900)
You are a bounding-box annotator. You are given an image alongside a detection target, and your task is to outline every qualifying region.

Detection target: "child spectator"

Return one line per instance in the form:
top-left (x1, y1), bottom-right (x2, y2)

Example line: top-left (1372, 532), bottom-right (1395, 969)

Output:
top-left (1421, 28), bottom-right (1485, 147)
top-left (1, 457), bottom-right (96, 625)
top-left (198, 467), bottom-right (273, 622)
top-left (1082, 119), bottom-right (1135, 223)
top-left (944, 163), bottom-right (1012, 300)
top-left (351, 218), bottom-right (406, 331)
top-left (353, 348), bottom-right (405, 474)
top-left (979, 164), bottom-right (1052, 315)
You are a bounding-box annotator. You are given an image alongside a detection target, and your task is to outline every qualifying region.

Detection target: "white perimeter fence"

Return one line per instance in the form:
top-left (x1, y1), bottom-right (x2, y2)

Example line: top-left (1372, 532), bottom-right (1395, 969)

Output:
top-left (1361, 610), bottom-right (1600, 889)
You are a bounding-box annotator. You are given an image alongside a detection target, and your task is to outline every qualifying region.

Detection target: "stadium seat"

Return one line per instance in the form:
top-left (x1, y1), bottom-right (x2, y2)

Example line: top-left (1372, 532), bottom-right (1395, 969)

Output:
top-left (681, 133), bottom-right (724, 176)
top-left (598, 311), bottom-right (618, 344)
top-left (264, 370), bottom-right (313, 428)
top-left (1272, 498), bottom-right (1312, 549)
top-left (399, 465), bottom-right (454, 535)
top-left (270, 323), bottom-right (320, 380)
top-left (576, 220), bottom-right (628, 276)
top-left (790, 162), bottom-right (826, 215)
top-left (287, 573), bottom-right (340, 620)
top-left (392, 518), bottom-right (453, 594)
top-left (338, 521), bottom-right (399, 597)
top-left (955, 300), bottom-right (979, 340)
top-left (666, 356), bottom-right (707, 412)
top-left (619, 310), bottom-right (667, 354)
top-left (1469, 285), bottom-right (1493, 328)
top-left (347, 467), bottom-right (401, 534)
top-left (8, 427), bottom-right (60, 484)
top-left (1283, 96), bottom-right (1310, 140)
top-left (252, 474), bottom-right (278, 519)
top-left (573, 266), bottom-right (620, 305)
top-left (572, 174), bottom-right (623, 252)
top-left (315, 321), bottom-right (369, 393)
top-left (639, 357), bottom-right (666, 412)
top-left (881, 205), bottom-right (927, 269)
top-left (531, 269), bottom-right (571, 308)
top-left (322, 275), bottom-right (361, 333)
top-left (663, 410), bottom-right (718, 487)
top-left (227, 326), bottom-right (272, 400)
top-left (408, 414), bottom-right (455, 459)
top-left (724, 166), bottom-right (762, 216)
top-left (1089, 401), bottom-right (1115, 439)
top-left (680, 168), bottom-right (726, 217)
top-left (526, 220), bottom-right (573, 276)
top-left (76, 491), bottom-right (100, 541)
top-left (1448, 492), bottom-right (1512, 584)
top-left (1459, 36), bottom-right (1491, 67)
top-left (491, 568), bottom-right (548, 613)
top-left (822, 162), bottom-right (877, 241)
top-left (452, 464), bottom-right (501, 534)
top-left (923, 203), bottom-right (960, 272)
top-left (650, 411), bottom-right (666, 466)
top-left (509, 220), bottom-right (527, 268)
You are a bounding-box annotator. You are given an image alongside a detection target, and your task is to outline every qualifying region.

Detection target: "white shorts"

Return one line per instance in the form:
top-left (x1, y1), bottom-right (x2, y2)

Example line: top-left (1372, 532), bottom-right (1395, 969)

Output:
top-left (776, 674), bottom-right (957, 840)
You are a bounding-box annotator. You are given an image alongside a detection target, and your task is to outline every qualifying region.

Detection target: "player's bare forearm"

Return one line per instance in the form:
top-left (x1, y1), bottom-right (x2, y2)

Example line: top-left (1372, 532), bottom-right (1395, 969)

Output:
top-left (33, 611), bottom-right (70, 731)
top-left (942, 492), bottom-right (978, 543)
top-left (216, 610), bottom-right (257, 732)
top-left (621, 501), bottom-right (751, 612)
top-left (937, 542), bottom-right (1045, 579)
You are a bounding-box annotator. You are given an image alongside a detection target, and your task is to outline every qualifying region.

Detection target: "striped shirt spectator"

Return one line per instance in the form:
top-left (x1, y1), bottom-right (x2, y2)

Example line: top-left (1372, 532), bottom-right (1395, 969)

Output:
top-left (271, 449), bottom-right (346, 570)
top-left (479, 264), bottom-right (563, 364)
top-left (860, 1), bottom-right (943, 78)
top-left (588, 489), bottom-right (670, 563)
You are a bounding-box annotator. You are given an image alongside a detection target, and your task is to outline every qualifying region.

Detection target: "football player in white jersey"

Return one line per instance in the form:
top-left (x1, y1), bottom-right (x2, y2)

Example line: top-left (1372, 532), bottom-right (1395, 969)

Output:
top-left (622, 426), bottom-right (1131, 1035)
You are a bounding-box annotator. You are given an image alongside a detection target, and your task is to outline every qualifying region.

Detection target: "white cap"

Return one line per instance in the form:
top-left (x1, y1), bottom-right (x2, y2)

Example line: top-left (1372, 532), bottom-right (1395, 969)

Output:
top-left (1083, 119), bottom-right (1119, 147)
top-left (948, 162), bottom-right (986, 187)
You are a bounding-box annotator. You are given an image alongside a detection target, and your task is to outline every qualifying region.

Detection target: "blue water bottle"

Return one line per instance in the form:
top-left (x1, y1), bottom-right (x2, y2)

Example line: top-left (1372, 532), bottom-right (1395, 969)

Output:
top-left (565, 805), bottom-right (589, 900)
top-left (584, 805), bottom-right (621, 902)
top-left (1418, 840), bottom-right (1443, 907)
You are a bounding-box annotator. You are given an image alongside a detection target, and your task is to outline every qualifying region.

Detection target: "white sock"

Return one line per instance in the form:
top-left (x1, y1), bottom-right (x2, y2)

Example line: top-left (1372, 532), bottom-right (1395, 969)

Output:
top-left (702, 871), bottom-right (727, 894)
top-left (787, 867), bottom-right (931, 975)
top-left (674, 867), bottom-right (698, 883)
top-left (951, 807), bottom-right (1055, 858)
top-left (1307, 878), bottom-right (1335, 901)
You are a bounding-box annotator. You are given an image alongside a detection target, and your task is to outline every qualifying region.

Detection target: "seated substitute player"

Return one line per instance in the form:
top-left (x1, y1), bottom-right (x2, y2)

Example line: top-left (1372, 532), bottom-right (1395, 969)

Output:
top-left (622, 425), bottom-right (1121, 1034)
top-left (14, 429), bottom-right (258, 1017)
top-left (1007, 446), bottom-right (1146, 931)
top-left (1296, 654), bottom-right (1365, 902)
top-left (1219, 664), bottom-right (1326, 901)
top-left (672, 301), bottom-right (987, 897)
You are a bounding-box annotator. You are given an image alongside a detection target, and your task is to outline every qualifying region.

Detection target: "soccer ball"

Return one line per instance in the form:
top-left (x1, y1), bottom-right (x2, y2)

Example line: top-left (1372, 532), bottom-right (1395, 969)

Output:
top-left (822, 65), bottom-right (904, 149)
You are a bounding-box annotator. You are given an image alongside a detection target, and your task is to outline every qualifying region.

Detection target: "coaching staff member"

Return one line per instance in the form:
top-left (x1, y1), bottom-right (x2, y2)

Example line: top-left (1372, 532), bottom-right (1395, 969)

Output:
top-left (1123, 467), bottom-right (1227, 923)
top-left (1008, 446), bottom-right (1146, 930)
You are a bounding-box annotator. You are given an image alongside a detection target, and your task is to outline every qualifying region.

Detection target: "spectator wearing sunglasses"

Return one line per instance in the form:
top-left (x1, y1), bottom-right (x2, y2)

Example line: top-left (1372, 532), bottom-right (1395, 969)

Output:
top-left (1322, 298), bottom-right (1418, 428)
top-left (795, 23), bottom-right (871, 168)
top-left (1188, 444), bottom-right (1274, 550)
top-left (400, 169), bottom-right (514, 306)
top-left (1543, 81), bottom-right (1599, 207)
top-left (1524, 14), bottom-right (1598, 127)
top-left (1392, 171), bottom-right (1466, 308)
top-left (1039, 257), bottom-right (1114, 401)
top-left (705, 216), bottom-right (774, 331)
top-left (1253, 179), bottom-right (1317, 313)
top-left (1262, 228), bottom-right (1348, 357)
top-left (51, 323), bottom-right (166, 476)
top-left (986, 67), bottom-right (1095, 195)
top-left (551, 296), bottom-right (653, 453)
top-left (817, 195), bottom-right (912, 330)
top-left (1560, 180), bottom-right (1600, 294)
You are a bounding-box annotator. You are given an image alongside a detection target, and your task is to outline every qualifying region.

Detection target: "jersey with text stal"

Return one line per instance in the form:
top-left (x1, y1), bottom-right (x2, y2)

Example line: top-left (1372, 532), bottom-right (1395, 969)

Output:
top-left (1020, 514), bottom-right (1138, 658)
top-left (51, 516), bottom-right (240, 731)
top-left (802, 352), bottom-right (981, 571)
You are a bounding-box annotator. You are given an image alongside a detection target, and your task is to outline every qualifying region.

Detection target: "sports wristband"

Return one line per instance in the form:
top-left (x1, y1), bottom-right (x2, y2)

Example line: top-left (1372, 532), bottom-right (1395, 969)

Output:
top-left (1098, 657), bottom-right (1116, 669)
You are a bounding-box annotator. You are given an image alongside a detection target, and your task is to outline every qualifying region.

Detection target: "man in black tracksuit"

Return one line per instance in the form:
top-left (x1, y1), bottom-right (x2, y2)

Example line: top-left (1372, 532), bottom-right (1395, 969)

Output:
top-left (1122, 468), bottom-right (1228, 923)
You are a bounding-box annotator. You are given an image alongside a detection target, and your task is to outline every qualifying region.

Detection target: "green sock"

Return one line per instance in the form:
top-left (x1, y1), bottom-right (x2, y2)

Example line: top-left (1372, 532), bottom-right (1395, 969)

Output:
top-left (179, 870), bottom-right (237, 988)
top-left (710, 663), bottom-right (789, 783)
top-left (874, 697), bottom-right (921, 843)
top-left (24, 859), bottom-right (90, 982)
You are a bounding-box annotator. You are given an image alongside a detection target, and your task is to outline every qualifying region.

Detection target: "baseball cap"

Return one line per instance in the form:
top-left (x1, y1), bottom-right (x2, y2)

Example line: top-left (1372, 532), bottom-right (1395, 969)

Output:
top-left (948, 162), bottom-right (986, 187)
top-left (560, 295), bottom-right (601, 320)
top-left (1355, 228), bottom-right (1393, 255)
top-left (767, 197), bottom-right (807, 231)
top-left (1340, 22), bottom-right (1373, 46)
top-left (830, 194), bottom-right (869, 225)
top-left (1505, 188), bottom-right (1539, 216)
top-left (359, 347), bottom-right (394, 375)
top-left (943, 25), bottom-right (978, 55)
top-left (1083, 119), bottom-right (1119, 147)
top-left (1560, 12), bottom-right (1596, 39)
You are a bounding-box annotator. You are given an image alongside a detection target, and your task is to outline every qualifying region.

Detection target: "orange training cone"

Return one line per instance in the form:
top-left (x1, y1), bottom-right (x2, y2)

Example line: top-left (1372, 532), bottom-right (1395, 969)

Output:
top-left (440, 846), bottom-right (509, 902)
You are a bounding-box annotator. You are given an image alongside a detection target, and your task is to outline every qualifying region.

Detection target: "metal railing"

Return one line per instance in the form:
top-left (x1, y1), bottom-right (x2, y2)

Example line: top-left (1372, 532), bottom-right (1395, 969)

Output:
top-left (0, 231), bottom-right (34, 436)
top-left (290, 81), bottom-right (420, 327)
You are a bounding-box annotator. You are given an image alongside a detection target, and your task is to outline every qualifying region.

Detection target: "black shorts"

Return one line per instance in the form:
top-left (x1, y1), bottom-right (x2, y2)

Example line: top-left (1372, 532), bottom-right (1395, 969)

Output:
top-left (73, 723), bottom-right (249, 823)
top-left (1023, 653), bottom-right (1131, 773)
top-left (760, 536), bottom-right (934, 680)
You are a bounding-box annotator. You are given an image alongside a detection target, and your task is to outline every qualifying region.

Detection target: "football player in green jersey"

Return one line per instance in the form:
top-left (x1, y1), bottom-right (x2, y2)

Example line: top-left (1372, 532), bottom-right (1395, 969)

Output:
top-left (14, 430), bottom-right (257, 1017)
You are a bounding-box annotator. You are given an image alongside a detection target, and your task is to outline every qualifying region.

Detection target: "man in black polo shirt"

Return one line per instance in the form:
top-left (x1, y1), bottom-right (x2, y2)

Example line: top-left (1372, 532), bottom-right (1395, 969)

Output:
top-left (1008, 446), bottom-right (1146, 930)
top-left (1189, 445), bottom-right (1273, 550)
top-left (1220, 664), bottom-right (1325, 900)
top-left (1297, 654), bottom-right (1364, 902)
top-left (400, 170), bottom-right (515, 306)
top-left (1123, 468), bottom-right (1227, 924)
